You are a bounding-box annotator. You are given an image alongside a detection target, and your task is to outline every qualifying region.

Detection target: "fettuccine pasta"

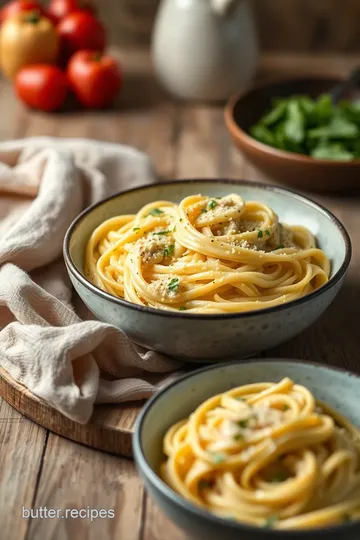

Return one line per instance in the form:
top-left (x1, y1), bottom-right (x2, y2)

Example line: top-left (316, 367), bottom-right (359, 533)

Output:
top-left (160, 378), bottom-right (360, 530)
top-left (84, 194), bottom-right (330, 314)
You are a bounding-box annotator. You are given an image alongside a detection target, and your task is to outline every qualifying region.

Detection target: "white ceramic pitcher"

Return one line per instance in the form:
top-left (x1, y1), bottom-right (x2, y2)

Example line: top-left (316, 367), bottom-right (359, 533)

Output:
top-left (151, 0), bottom-right (259, 101)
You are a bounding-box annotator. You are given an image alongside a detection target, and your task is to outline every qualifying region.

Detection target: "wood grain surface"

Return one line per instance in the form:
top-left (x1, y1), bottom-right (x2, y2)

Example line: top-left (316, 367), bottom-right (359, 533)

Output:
top-left (0, 366), bottom-right (139, 458)
top-left (1, 50), bottom-right (360, 540)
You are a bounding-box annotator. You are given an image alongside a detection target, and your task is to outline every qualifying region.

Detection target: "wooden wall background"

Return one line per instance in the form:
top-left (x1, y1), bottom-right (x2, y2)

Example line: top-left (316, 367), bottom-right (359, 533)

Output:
top-left (95, 0), bottom-right (360, 52)
top-left (0, 0), bottom-right (360, 52)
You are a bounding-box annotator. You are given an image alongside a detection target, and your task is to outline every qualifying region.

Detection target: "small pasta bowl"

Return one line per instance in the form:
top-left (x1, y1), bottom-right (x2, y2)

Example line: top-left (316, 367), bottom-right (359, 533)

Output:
top-left (133, 359), bottom-right (360, 540)
top-left (63, 179), bottom-right (351, 361)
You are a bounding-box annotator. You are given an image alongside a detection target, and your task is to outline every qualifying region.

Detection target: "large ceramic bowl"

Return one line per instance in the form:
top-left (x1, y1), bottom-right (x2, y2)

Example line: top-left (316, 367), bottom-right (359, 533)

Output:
top-left (133, 359), bottom-right (360, 540)
top-left (225, 76), bottom-right (360, 192)
top-left (63, 179), bottom-right (351, 361)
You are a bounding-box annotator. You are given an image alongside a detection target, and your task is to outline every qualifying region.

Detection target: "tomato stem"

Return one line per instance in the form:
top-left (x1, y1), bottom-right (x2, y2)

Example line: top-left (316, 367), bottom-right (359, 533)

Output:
top-left (24, 10), bottom-right (41, 24)
top-left (93, 51), bottom-right (102, 62)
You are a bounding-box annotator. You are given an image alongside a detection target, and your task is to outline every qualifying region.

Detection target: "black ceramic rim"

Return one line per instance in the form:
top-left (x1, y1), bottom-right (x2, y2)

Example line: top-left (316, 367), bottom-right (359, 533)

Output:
top-left (63, 179), bottom-right (352, 321)
top-left (133, 358), bottom-right (360, 537)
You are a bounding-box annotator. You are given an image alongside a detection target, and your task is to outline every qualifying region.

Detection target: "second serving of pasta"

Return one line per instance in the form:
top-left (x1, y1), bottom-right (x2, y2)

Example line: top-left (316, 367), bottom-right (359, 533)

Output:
top-left (161, 378), bottom-right (360, 530)
top-left (85, 193), bottom-right (330, 314)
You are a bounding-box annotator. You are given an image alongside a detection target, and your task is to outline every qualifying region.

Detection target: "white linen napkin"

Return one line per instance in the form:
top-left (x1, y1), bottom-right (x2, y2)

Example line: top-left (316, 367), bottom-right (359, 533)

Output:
top-left (0, 137), bottom-right (182, 424)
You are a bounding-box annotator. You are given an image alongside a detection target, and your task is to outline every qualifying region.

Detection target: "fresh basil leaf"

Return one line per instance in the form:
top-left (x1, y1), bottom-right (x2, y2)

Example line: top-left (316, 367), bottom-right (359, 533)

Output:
top-left (250, 124), bottom-right (276, 146)
top-left (311, 142), bottom-right (354, 161)
top-left (298, 96), bottom-right (315, 117)
top-left (308, 115), bottom-right (359, 140)
top-left (284, 100), bottom-right (305, 143)
top-left (261, 100), bottom-right (287, 127)
top-left (311, 94), bottom-right (333, 124)
top-left (340, 99), bottom-right (360, 126)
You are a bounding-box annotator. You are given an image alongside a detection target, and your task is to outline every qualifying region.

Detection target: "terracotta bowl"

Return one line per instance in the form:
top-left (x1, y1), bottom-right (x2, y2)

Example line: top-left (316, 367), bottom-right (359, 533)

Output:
top-left (225, 76), bottom-right (360, 193)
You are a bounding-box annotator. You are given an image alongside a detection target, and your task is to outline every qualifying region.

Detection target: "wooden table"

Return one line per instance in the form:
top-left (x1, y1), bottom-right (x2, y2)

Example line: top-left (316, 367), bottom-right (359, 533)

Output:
top-left (1, 50), bottom-right (360, 540)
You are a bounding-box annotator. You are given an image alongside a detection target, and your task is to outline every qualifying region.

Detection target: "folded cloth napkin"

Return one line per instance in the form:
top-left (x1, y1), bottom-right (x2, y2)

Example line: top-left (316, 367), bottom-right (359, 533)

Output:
top-left (0, 137), bottom-right (182, 424)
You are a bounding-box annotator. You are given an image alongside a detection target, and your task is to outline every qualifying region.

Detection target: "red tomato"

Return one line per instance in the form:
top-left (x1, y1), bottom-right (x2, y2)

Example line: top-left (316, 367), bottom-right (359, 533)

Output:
top-left (67, 50), bottom-right (122, 108)
top-left (0, 1), bottom-right (46, 24)
top-left (57, 11), bottom-right (106, 64)
top-left (47, 0), bottom-right (94, 25)
top-left (15, 65), bottom-right (68, 112)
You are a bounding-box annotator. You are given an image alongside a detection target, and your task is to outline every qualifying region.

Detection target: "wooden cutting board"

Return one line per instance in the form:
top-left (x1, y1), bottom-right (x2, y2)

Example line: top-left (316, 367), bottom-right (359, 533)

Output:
top-left (0, 366), bottom-right (142, 458)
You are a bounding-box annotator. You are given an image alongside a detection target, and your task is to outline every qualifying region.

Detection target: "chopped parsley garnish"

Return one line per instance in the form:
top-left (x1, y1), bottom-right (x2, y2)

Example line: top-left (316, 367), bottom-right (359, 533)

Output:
top-left (133, 227), bottom-right (140, 231)
top-left (212, 453), bottom-right (225, 464)
top-left (233, 433), bottom-right (243, 441)
top-left (274, 244), bottom-right (285, 250)
top-left (201, 208), bottom-right (207, 213)
top-left (164, 244), bottom-right (175, 257)
top-left (198, 479), bottom-right (212, 490)
top-left (270, 471), bottom-right (289, 483)
top-left (178, 306), bottom-right (187, 311)
top-left (265, 229), bottom-right (271, 236)
top-left (153, 230), bottom-right (170, 235)
top-left (283, 405), bottom-right (290, 411)
top-left (179, 218), bottom-right (183, 222)
top-left (208, 200), bottom-right (217, 210)
top-left (257, 229), bottom-right (263, 238)
top-left (237, 418), bottom-right (250, 428)
top-left (148, 208), bottom-right (164, 216)
top-left (173, 226), bottom-right (176, 232)
top-left (264, 515), bottom-right (278, 528)
top-left (236, 397), bottom-right (245, 401)
top-left (168, 278), bottom-right (180, 293)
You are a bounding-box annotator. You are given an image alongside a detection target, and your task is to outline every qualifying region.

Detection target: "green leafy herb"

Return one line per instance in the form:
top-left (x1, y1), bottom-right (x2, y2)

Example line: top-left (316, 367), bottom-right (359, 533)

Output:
top-left (236, 397), bottom-right (245, 401)
top-left (265, 229), bottom-right (271, 236)
top-left (284, 100), bottom-right (305, 143)
top-left (249, 94), bottom-right (360, 161)
top-left (257, 229), bottom-right (263, 239)
top-left (308, 115), bottom-right (358, 140)
top-left (133, 227), bottom-right (140, 231)
top-left (179, 218), bottom-right (183, 222)
top-left (311, 142), bottom-right (354, 161)
top-left (178, 306), bottom-right (187, 311)
top-left (208, 200), bottom-right (217, 210)
top-left (198, 479), bottom-right (212, 490)
top-left (233, 433), bottom-right (243, 441)
top-left (283, 405), bottom-right (290, 411)
top-left (168, 278), bottom-right (180, 293)
top-left (237, 419), bottom-right (250, 428)
top-left (173, 226), bottom-right (176, 232)
top-left (264, 515), bottom-right (278, 528)
top-left (274, 244), bottom-right (285, 250)
top-left (153, 230), bottom-right (170, 235)
top-left (164, 244), bottom-right (175, 257)
top-left (147, 208), bottom-right (164, 217)
top-left (201, 208), bottom-right (208, 213)
top-left (269, 471), bottom-right (289, 483)
top-left (212, 453), bottom-right (225, 464)
top-left (250, 124), bottom-right (276, 147)
top-left (261, 100), bottom-right (287, 127)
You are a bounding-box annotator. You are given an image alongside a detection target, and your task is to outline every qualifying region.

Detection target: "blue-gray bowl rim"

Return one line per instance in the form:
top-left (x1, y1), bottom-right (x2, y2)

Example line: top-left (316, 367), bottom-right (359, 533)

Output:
top-left (63, 178), bottom-right (352, 321)
top-left (132, 358), bottom-right (360, 537)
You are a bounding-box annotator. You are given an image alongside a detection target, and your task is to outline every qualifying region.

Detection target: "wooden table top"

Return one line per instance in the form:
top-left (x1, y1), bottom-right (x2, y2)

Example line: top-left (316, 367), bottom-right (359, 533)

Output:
top-left (1, 50), bottom-right (360, 540)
